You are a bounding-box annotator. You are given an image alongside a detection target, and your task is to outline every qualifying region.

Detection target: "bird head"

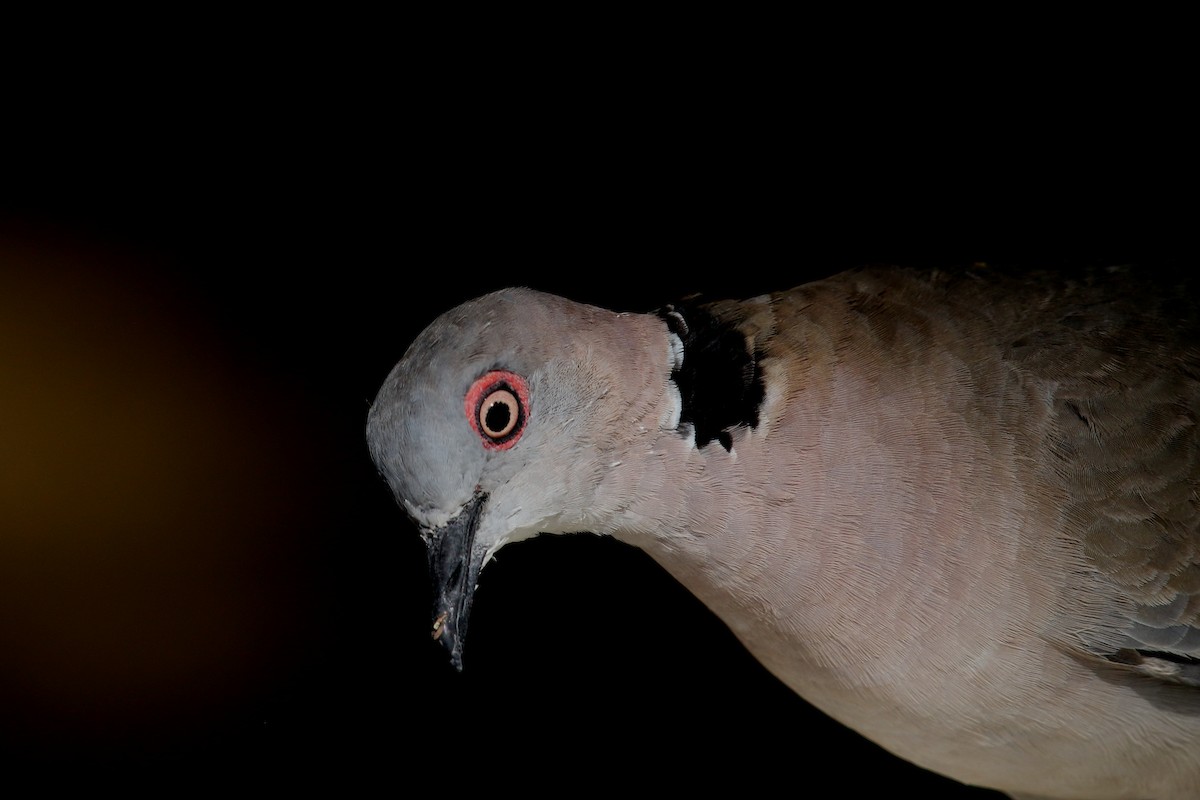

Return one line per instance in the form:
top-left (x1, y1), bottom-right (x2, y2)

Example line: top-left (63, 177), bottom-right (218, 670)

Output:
top-left (367, 287), bottom-right (664, 668)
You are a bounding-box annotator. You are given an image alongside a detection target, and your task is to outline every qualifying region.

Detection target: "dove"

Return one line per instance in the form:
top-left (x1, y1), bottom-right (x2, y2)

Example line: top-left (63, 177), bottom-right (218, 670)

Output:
top-left (366, 263), bottom-right (1199, 799)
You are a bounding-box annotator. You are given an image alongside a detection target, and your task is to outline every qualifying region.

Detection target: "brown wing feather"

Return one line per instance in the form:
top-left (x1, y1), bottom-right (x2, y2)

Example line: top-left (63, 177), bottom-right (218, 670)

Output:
top-left (983, 265), bottom-right (1200, 682)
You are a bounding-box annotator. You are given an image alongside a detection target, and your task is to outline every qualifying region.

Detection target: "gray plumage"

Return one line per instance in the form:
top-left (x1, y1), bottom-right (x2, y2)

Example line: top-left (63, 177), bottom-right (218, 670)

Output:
top-left (367, 264), bottom-right (1200, 799)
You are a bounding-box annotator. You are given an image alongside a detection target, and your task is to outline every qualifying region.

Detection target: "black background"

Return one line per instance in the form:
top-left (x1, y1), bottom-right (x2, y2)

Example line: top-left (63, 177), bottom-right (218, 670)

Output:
top-left (0, 20), bottom-right (1187, 798)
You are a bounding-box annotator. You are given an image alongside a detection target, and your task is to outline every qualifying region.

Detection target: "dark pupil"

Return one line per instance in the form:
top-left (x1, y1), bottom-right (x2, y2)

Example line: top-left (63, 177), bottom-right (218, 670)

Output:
top-left (485, 400), bottom-right (512, 433)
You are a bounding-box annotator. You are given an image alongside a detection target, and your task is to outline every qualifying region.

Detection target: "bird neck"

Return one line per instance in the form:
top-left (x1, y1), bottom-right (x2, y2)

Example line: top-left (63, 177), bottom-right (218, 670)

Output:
top-left (605, 329), bottom-right (1044, 705)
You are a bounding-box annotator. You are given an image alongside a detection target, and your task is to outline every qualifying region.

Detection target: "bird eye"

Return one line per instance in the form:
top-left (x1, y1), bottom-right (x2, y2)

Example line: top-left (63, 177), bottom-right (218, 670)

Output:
top-left (480, 388), bottom-right (518, 438)
top-left (464, 370), bottom-right (530, 450)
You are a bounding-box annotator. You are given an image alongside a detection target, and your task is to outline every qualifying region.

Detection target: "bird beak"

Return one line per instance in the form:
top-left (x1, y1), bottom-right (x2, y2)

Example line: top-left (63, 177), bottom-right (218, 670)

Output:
top-left (423, 491), bottom-right (488, 671)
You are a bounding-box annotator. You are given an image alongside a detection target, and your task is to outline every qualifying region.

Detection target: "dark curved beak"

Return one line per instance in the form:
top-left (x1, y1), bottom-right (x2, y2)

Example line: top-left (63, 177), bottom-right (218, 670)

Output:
top-left (423, 491), bottom-right (488, 671)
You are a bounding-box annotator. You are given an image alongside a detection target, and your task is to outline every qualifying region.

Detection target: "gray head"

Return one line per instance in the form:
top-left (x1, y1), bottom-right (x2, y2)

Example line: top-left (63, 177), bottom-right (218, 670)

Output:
top-left (367, 287), bottom-right (667, 667)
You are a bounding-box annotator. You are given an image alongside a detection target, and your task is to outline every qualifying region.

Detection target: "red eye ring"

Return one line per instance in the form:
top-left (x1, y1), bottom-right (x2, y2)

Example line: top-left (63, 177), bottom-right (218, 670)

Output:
top-left (464, 370), bottom-right (530, 450)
